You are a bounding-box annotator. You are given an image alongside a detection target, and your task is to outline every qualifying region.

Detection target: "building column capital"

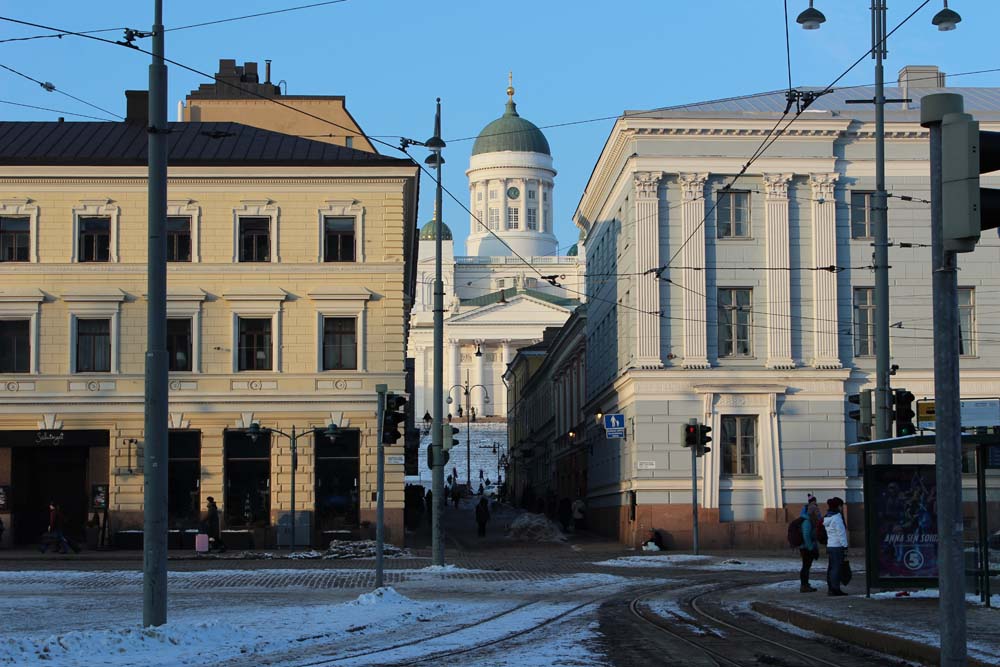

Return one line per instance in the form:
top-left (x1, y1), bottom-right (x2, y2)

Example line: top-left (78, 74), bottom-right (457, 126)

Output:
top-left (678, 172), bottom-right (709, 200)
top-left (808, 172), bottom-right (839, 200)
top-left (633, 171), bottom-right (664, 199)
top-left (762, 172), bottom-right (794, 200)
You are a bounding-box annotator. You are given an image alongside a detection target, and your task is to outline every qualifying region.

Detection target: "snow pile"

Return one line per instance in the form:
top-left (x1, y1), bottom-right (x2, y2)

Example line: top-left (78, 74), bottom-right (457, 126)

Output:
top-left (288, 550), bottom-right (324, 560)
top-left (505, 513), bottom-right (567, 542)
top-left (594, 554), bottom-right (712, 568)
top-left (351, 587), bottom-right (410, 606)
top-left (323, 540), bottom-right (412, 559)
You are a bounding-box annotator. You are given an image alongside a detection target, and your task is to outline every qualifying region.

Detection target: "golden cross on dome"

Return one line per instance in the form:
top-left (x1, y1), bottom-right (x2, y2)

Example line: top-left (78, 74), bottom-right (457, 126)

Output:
top-left (506, 71), bottom-right (515, 100)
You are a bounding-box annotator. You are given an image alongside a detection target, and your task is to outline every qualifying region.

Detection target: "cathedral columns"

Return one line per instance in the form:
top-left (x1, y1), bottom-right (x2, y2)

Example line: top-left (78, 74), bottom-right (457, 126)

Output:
top-left (809, 173), bottom-right (842, 369)
top-left (679, 173), bottom-right (710, 368)
top-left (474, 339), bottom-right (487, 415)
top-left (633, 172), bottom-right (664, 368)
top-left (448, 338), bottom-right (461, 410)
top-left (763, 173), bottom-right (795, 369)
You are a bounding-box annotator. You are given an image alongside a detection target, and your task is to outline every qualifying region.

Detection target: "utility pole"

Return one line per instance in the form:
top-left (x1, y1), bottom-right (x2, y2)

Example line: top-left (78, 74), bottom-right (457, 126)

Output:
top-left (143, 0), bottom-right (169, 627)
top-left (289, 426), bottom-right (297, 550)
top-left (921, 92), bottom-right (968, 667)
top-left (425, 100), bottom-right (446, 566)
top-left (375, 384), bottom-right (387, 588)
top-left (688, 419), bottom-right (699, 555)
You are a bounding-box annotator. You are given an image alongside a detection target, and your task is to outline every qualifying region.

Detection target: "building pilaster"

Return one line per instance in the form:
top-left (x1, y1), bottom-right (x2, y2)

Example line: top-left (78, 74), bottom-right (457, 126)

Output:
top-left (809, 173), bottom-right (842, 368)
top-left (633, 172), bottom-right (664, 368)
top-left (763, 173), bottom-right (795, 369)
top-left (679, 173), bottom-right (710, 368)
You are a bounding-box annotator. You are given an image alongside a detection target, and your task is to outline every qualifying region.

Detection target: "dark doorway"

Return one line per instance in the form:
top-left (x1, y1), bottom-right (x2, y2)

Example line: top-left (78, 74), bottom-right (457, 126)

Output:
top-left (224, 430), bottom-right (271, 527)
top-left (11, 447), bottom-right (89, 544)
top-left (315, 429), bottom-right (360, 538)
top-left (168, 431), bottom-right (201, 529)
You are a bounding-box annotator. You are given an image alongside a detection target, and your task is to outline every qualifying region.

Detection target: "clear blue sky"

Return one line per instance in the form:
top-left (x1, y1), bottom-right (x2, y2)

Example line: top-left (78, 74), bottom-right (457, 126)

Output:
top-left (2, 1), bottom-right (997, 255)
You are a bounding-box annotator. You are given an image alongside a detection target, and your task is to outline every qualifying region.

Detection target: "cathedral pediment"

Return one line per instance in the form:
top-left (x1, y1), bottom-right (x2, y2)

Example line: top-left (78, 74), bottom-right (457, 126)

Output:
top-left (447, 292), bottom-right (574, 326)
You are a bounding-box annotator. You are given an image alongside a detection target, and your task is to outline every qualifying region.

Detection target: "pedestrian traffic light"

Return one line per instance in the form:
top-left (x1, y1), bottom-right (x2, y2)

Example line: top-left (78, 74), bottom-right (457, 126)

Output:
top-left (442, 423), bottom-right (460, 451)
top-left (940, 111), bottom-right (1000, 252)
top-left (893, 389), bottom-right (916, 437)
top-left (381, 393), bottom-right (407, 444)
top-left (848, 389), bottom-right (874, 441)
top-left (697, 424), bottom-right (712, 456)
top-left (428, 443), bottom-right (449, 469)
top-left (683, 423), bottom-right (698, 448)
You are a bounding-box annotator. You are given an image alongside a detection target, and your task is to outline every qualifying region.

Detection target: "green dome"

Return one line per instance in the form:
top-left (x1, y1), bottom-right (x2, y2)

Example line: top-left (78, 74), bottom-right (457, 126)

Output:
top-left (472, 99), bottom-right (550, 156)
top-left (566, 244), bottom-right (578, 257)
top-left (420, 219), bottom-right (452, 240)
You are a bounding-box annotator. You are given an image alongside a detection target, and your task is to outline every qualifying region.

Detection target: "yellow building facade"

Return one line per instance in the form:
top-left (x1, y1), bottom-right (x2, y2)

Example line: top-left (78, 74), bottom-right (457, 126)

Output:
top-left (0, 113), bottom-right (419, 549)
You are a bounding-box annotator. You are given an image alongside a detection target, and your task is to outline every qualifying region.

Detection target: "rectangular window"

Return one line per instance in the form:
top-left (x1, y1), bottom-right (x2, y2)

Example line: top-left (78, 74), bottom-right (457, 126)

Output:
top-left (238, 217), bottom-right (270, 262)
top-left (0, 320), bottom-right (30, 373)
top-left (496, 278), bottom-right (506, 290)
top-left (489, 190), bottom-right (497, 200)
top-left (717, 288), bottom-right (752, 357)
top-left (76, 318), bottom-right (111, 372)
top-left (853, 287), bottom-right (875, 357)
top-left (526, 208), bottom-right (538, 230)
top-left (0, 216), bottom-right (29, 262)
top-left (166, 216), bottom-right (192, 262)
top-left (528, 190), bottom-right (536, 200)
top-left (323, 216), bottom-right (355, 262)
top-left (488, 208), bottom-right (500, 230)
top-left (167, 318), bottom-right (192, 372)
top-left (851, 191), bottom-right (873, 239)
top-left (543, 191), bottom-right (548, 202)
top-left (717, 191), bottom-right (750, 238)
top-left (476, 210), bottom-right (484, 227)
top-left (525, 277), bottom-right (537, 288)
top-left (959, 288), bottom-right (975, 356)
top-left (238, 317), bottom-right (272, 371)
top-left (78, 217), bottom-right (110, 262)
top-left (477, 192), bottom-right (483, 202)
top-left (345, 136), bottom-right (354, 149)
top-left (224, 430), bottom-right (271, 527)
top-left (507, 207), bottom-right (520, 230)
top-left (721, 415), bottom-right (758, 476)
top-left (168, 431), bottom-right (201, 528)
top-left (322, 317), bottom-right (357, 371)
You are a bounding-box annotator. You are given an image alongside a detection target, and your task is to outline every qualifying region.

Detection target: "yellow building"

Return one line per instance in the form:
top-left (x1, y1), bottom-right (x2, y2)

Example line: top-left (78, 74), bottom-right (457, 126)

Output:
top-left (0, 92), bottom-right (419, 549)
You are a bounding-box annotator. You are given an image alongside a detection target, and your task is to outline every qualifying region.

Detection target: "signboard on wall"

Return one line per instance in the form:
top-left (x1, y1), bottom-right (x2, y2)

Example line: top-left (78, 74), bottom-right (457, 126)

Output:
top-left (603, 414), bottom-right (625, 439)
top-left (91, 484), bottom-right (108, 510)
top-left (865, 465), bottom-right (938, 585)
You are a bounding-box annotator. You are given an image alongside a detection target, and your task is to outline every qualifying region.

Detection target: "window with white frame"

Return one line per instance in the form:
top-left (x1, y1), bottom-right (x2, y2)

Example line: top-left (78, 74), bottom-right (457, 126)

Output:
top-left (233, 200), bottom-right (278, 263)
top-left (167, 318), bottom-right (192, 372)
top-left (237, 318), bottom-right (272, 371)
top-left (322, 317), bottom-right (357, 370)
top-left (225, 288), bottom-right (286, 373)
top-left (0, 198), bottom-right (38, 263)
top-left (0, 320), bottom-right (30, 373)
top-left (488, 208), bottom-right (500, 230)
top-left (850, 191), bottom-right (874, 239)
top-left (526, 208), bottom-right (537, 230)
top-left (309, 286), bottom-right (370, 373)
top-left (959, 287), bottom-right (975, 356)
top-left (76, 319), bottom-right (111, 372)
top-left (853, 287), bottom-right (875, 357)
top-left (489, 190), bottom-right (497, 200)
top-left (166, 217), bottom-right (192, 262)
top-left (717, 288), bottom-right (752, 357)
top-left (507, 207), bottom-right (520, 230)
top-left (477, 192), bottom-right (483, 202)
top-left (717, 190), bottom-right (750, 238)
top-left (165, 289), bottom-right (205, 373)
top-left (72, 200), bottom-right (119, 263)
top-left (64, 287), bottom-right (124, 374)
top-left (318, 200), bottom-right (363, 264)
top-left (721, 414), bottom-right (758, 476)
top-left (528, 190), bottom-right (536, 200)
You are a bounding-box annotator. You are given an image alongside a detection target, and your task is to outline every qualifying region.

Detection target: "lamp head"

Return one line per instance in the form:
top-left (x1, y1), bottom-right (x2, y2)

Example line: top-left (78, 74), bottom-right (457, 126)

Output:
top-left (796, 1), bottom-right (826, 30)
top-left (322, 423), bottom-right (339, 439)
top-left (246, 421), bottom-right (263, 442)
top-left (932, 2), bottom-right (961, 31)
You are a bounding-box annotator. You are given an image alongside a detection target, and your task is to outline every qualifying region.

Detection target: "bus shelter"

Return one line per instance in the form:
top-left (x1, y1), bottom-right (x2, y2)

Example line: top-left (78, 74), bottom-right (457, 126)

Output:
top-left (848, 433), bottom-right (1000, 606)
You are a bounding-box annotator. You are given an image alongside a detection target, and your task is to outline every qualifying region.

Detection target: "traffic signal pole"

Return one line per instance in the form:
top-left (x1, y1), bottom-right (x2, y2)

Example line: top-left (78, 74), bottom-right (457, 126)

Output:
top-left (375, 384), bottom-right (387, 589)
top-left (688, 419), bottom-right (699, 555)
top-left (922, 92), bottom-right (967, 666)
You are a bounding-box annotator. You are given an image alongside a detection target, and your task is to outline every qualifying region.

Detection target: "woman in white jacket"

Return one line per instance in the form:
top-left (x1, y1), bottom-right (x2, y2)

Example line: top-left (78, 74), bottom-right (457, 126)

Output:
top-left (823, 497), bottom-right (849, 595)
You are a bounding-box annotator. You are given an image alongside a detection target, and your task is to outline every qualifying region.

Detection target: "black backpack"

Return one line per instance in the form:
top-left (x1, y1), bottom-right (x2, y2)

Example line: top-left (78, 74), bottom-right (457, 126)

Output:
top-left (787, 517), bottom-right (806, 548)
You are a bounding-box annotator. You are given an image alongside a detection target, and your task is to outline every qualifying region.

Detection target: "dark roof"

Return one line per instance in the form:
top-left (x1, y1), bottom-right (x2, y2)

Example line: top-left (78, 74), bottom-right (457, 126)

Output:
top-left (460, 287), bottom-right (578, 309)
top-left (0, 121), bottom-right (411, 167)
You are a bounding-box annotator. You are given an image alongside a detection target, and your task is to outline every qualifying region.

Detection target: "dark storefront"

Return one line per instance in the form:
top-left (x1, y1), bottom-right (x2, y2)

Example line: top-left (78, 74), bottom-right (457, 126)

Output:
top-left (1, 430), bottom-right (109, 545)
top-left (224, 429), bottom-right (271, 528)
top-left (315, 428), bottom-right (360, 541)
top-left (168, 431), bottom-right (201, 529)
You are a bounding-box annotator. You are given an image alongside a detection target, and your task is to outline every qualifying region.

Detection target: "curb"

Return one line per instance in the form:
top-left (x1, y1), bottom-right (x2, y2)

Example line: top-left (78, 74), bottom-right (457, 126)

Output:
top-left (751, 602), bottom-right (993, 667)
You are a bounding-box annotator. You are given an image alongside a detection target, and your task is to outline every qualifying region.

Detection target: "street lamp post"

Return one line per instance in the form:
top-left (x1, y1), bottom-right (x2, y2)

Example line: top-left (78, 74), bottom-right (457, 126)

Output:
top-left (247, 422), bottom-right (339, 550)
top-left (448, 369), bottom-right (490, 490)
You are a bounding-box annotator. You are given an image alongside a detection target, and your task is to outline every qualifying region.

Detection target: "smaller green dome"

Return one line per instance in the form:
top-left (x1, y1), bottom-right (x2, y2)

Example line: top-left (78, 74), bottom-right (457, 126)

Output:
top-left (566, 244), bottom-right (578, 256)
top-left (420, 219), bottom-right (452, 240)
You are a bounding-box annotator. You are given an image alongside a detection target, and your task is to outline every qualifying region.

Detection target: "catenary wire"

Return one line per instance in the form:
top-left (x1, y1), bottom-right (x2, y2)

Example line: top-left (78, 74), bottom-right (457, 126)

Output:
top-left (0, 61), bottom-right (122, 119)
top-left (0, 98), bottom-right (115, 121)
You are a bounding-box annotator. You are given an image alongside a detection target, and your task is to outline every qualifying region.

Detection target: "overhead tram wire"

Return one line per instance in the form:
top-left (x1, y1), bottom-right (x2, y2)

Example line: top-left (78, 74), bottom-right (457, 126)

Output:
top-left (0, 98), bottom-right (115, 120)
top-left (0, 61), bottom-right (122, 119)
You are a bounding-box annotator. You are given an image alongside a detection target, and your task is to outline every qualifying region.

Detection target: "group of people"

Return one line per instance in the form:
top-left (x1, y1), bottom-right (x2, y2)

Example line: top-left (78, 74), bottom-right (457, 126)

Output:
top-left (796, 494), bottom-right (850, 596)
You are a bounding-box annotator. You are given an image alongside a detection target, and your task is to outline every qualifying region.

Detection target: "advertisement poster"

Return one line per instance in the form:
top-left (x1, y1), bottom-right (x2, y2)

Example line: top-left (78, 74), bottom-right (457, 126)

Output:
top-left (91, 484), bottom-right (108, 511)
top-left (872, 465), bottom-right (938, 579)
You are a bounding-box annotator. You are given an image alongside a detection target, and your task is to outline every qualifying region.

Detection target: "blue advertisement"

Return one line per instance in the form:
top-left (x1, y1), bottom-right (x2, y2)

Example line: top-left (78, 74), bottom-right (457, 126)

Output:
top-left (873, 465), bottom-right (938, 579)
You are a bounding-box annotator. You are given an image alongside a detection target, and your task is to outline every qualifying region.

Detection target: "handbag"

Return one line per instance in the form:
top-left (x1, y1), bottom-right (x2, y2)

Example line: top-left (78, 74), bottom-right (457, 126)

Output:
top-left (840, 558), bottom-right (853, 586)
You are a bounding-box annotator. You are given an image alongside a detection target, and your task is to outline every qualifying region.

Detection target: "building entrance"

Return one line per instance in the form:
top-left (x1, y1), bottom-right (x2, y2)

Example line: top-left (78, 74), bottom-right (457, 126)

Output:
top-left (315, 429), bottom-right (360, 540)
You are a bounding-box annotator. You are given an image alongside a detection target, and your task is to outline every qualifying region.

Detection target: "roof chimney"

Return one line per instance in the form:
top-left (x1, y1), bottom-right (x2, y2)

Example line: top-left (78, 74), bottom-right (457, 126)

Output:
top-left (125, 90), bottom-right (149, 124)
top-left (898, 65), bottom-right (945, 110)
top-left (265, 59), bottom-right (272, 84)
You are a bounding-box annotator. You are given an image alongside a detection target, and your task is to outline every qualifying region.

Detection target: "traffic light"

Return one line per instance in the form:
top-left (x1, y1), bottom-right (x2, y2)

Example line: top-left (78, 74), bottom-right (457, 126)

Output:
top-left (893, 389), bottom-right (916, 437)
top-left (683, 423), bottom-right (698, 448)
top-left (848, 389), bottom-right (873, 441)
top-left (381, 393), bottom-right (407, 444)
top-left (697, 424), bottom-right (712, 456)
top-left (427, 443), bottom-right (450, 469)
top-left (940, 110), bottom-right (1000, 252)
top-left (442, 423), bottom-right (460, 451)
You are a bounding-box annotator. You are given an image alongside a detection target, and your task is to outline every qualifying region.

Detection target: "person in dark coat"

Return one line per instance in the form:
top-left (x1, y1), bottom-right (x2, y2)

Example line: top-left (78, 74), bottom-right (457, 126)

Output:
top-left (557, 497), bottom-right (572, 532)
top-left (41, 502), bottom-right (77, 554)
top-left (206, 496), bottom-right (225, 552)
top-left (452, 484), bottom-right (461, 509)
top-left (475, 497), bottom-right (490, 537)
top-left (799, 497), bottom-right (821, 592)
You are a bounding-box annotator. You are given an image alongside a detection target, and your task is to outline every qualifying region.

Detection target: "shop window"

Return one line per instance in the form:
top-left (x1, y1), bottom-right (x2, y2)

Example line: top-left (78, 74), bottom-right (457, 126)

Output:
top-left (322, 317), bottom-right (357, 370)
top-left (238, 217), bottom-right (270, 262)
top-left (0, 319), bottom-right (29, 373)
top-left (168, 431), bottom-right (201, 528)
top-left (75, 318), bottom-right (111, 372)
top-left (224, 430), bottom-right (271, 527)
top-left (166, 217), bottom-right (192, 262)
top-left (78, 217), bottom-right (111, 262)
top-left (0, 216), bottom-right (29, 262)
top-left (315, 429), bottom-right (360, 533)
top-left (167, 318), bottom-right (192, 372)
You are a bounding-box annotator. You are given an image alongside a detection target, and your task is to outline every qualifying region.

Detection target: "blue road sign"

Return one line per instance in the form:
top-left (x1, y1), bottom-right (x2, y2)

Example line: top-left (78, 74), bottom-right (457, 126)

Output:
top-left (604, 413), bottom-right (625, 439)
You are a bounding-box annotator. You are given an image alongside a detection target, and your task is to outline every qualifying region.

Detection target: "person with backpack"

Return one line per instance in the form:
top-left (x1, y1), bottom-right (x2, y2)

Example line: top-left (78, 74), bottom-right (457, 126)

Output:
top-left (799, 498), bottom-right (821, 592)
top-left (824, 496), bottom-right (849, 596)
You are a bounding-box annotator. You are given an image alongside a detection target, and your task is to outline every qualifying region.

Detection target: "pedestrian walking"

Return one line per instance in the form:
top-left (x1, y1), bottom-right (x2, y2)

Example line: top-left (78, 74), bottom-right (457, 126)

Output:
top-left (425, 489), bottom-right (433, 516)
top-left (41, 502), bottom-right (77, 554)
top-left (557, 497), bottom-right (572, 532)
top-left (451, 484), bottom-right (461, 509)
top-left (823, 497), bottom-right (849, 596)
top-left (206, 496), bottom-right (225, 553)
top-left (475, 497), bottom-right (490, 537)
top-left (572, 497), bottom-right (587, 531)
top-left (798, 496), bottom-right (821, 592)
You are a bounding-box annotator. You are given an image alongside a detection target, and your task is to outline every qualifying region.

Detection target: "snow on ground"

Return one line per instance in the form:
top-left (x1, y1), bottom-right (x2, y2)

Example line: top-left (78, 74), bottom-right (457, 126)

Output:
top-left (506, 513), bottom-right (567, 543)
top-left (0, 570), bottom-right (641, 667)
top-left (642, 598), bottom-right (725, 637)
top-left (871, 588), bottom-right (1000, 607)
top-left (594, 554), bottom-right (800, 572)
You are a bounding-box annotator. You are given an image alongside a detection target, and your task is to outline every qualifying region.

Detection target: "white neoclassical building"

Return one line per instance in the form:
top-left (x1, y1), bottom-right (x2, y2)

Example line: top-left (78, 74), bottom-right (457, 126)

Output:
top-left (408, 82), bottom-right (584, 480)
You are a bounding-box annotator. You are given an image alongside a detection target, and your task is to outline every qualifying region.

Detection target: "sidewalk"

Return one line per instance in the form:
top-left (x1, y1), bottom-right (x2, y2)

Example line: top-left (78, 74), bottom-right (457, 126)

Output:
top-left (749, 579), bottom-right (1000, 666)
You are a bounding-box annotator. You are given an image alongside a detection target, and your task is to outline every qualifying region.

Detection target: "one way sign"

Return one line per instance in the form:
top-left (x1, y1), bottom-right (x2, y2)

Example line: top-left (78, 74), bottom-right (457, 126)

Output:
top-left (603, 413), bottom-right (625, 439)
